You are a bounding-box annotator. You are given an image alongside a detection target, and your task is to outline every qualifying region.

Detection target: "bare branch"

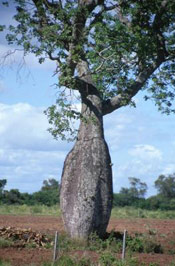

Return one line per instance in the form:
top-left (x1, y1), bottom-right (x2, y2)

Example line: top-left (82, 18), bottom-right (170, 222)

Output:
top-left (93, 60), bottom-right (105, 73)
top-left (48, 51), bottom-right (62, 64)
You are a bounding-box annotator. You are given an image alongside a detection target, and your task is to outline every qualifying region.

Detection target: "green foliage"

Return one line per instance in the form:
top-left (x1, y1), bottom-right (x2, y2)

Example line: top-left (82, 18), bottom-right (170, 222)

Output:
top-left (126, 235), bottom-right (163, 254)
top-left (32, 189), bottom-right (58, 206)
top-left (0, 204), bottom-right (61, 216)
top-left (155, 173), bottom-right (175, 198)
top-left (44, 256), bottom-right (94, 266)
top-left (113, 177), bottom-right (148, 208)
top-left (111, 207), bottom-right (175, 219)
top-left (0, 238), bottom-right (14, 248)
top-left (44, 93), bottom-right (80, 141)
top-left (2, 0), bottom-right (175, 139)
top-left (0, 259), bottom-right (11, 266)
top-left (41, 178), bottom-right (59, 191)
top-left (34, 178), bottom-right (60, 206)
top-left (120, 177), bottom-right (148, 199)
top-left (2, 189), bottom-right (27, 205)
top-left (99, 252), bottom-right (118, 265)
top-left (0, 180), bottom-right (7, 190)
top-left (2, 174), bottom-right (175, 211)
top-left (0, 178), bottom-right (60, 206)
top-left (42, 231), bottom-right (163, 265)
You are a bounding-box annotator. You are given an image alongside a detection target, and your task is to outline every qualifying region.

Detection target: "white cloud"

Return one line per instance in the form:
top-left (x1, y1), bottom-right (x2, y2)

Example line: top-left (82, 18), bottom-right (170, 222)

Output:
top-left (104, 111), bottom-right (134, 151)
top-left (0, 103), bottom-right (72, 192)
top-left (0, 103), bottom-right (72, 151)
top-left (129, 144), bottom-right (162, 161)
top-left (1, 97), bottom-right (175, 196)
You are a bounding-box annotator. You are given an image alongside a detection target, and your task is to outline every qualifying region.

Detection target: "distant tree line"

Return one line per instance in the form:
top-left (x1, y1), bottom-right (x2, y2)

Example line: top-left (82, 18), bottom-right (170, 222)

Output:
top-left (0, 179), bottom-right (60, 206)
top-left (1, 174), bottom-right (175, 210)
top-left (113, 174), bottom-right (175, 210)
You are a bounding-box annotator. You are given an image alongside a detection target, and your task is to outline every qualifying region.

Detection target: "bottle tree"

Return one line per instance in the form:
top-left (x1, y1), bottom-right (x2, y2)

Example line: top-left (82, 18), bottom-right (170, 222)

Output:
top-left (2, 0), bottom-right (175, 239)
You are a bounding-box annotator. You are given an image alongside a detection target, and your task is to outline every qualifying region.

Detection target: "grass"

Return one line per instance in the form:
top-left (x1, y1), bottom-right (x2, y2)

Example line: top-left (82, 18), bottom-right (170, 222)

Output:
top-left (111, 206), bottom-right (175, 219)
top-left (0, 204), bottom-right (61, 216)
top-left (0, 204), bottom-right (175, 219)
top-left (43, 255), bottom-right (142, 266)
top-left (55, 231), bottom-right (163, 254)
top-left (41, 231), bottom-right (163, 265)
top-left (0, 231), bottom-right (164, 266)
top-left (0, 221), bottom-right (167, 266)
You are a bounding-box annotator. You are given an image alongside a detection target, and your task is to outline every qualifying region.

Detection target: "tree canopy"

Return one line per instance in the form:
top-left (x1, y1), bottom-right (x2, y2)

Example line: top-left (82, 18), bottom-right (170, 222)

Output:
top-left (1, 0), bottom-right (175, 140)
top-left (120, 177), bottom-right (148, 199)
top-left (155, 173), bottom-right (175, 198)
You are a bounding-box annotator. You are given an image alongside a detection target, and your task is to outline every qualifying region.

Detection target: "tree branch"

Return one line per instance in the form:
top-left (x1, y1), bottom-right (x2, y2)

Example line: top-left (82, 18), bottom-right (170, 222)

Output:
top-left (102, 0), bottom-right (172, 116)
top-left (102, 57), bottom-right (165, 115)
top-left (152, 0), bottom-right (169, 59)
top-left (87, 3), bottom-right (118, 31)
top-left (32, 0), bottom-right (48, 26)
top-left (116, 5), bottom-right (131, 28)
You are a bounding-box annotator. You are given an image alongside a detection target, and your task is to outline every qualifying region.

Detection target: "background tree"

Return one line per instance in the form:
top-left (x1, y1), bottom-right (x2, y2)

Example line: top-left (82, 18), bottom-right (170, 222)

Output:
top-left (155, 174), bottom-right (175, 199)
top-left (113, 177), bottom-right (147, 207)
top-left (0, 179), bottom-right (7, 202)
top-left (3, 189), bottom-right (23, 205)
top-left (127, 177), bottom-right (148, 199)
top-left (32, 178), bottom-right (60, 206)
top-left (2, 0), bottom-right (175, 239)
top-left (41, 179), bottom-right (59, 191)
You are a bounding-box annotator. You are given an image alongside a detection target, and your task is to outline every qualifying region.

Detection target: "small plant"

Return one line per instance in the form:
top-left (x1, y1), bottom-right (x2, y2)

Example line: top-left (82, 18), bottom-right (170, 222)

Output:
top-left (88, 231), bottom-right (122, 253)
top-left (0, 259), bottom-right (11, 266)
top-left (99, 252), bottom-right (117, 265)
top-left (88, 232), bottom-right (104, 251)
top-left (143, 240), bottom-right (163, 254)
top-left (168, 249), bottom-right (175, 255)
top-left (127, 236), bottom-right (144, 252)
top-left (44, 256), bottom-right (94, 266)
top-left (148, 229), bottom-right (157, 236)
top-left (126, 235), bottom-right (163, 254)
top-left (31, 205), bottom-right (42, 214)
top-left (25, 242), bottom-right (37, 248)
top-left (0, 238), bottom-right (14, 248)
top-left (58, 233), bottom-right (87, 252)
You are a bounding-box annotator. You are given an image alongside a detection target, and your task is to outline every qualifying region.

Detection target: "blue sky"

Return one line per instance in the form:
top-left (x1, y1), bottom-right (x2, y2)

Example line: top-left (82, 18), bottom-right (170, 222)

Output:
top-left (1, 2), bottom-right (175, 197)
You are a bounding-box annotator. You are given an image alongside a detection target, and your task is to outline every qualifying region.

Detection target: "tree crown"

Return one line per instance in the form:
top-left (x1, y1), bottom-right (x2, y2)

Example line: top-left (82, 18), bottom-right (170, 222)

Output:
top-left (2, 0), bottom-right (175, 139)
top-left (155, 173), bottom-right (175, 198)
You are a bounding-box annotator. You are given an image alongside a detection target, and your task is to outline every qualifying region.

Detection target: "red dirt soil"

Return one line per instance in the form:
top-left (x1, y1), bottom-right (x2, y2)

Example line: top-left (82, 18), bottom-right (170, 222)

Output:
top-left (0, 215), bottom-right (175, 265)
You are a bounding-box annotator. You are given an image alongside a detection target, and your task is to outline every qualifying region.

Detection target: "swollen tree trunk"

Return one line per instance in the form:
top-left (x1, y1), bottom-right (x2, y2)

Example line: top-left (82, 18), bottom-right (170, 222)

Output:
top-left (60, 86), bottom-right (113, 239)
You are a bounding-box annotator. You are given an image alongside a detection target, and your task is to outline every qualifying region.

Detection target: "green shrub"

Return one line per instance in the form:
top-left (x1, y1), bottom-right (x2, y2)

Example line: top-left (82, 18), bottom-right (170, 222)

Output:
top-left (99, 252), bottom-right (117, 265)
top-left (126, 235), bottom-right (163, 254)
top-left (0, 259), bottom-right (11, 266)
top-left (0, 238), bottom-right (14, 248)
top-left (127, 237), bottom-right (144, 252)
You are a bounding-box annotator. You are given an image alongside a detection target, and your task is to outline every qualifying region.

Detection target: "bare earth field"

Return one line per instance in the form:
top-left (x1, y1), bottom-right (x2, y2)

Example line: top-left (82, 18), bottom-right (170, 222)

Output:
top-left (0, 215), bottom-right (175, 265)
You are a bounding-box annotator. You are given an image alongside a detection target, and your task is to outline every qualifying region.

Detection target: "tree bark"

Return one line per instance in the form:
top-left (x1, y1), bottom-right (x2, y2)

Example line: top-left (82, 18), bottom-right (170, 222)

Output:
top-left (60, 86), bottom-right (113, 239)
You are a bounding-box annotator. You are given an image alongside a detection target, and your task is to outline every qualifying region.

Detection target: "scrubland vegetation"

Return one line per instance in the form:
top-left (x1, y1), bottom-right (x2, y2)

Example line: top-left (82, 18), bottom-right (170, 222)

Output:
top-left (1, 173), bottom-right (175, 212)
top-left (0, 228), bottom-right (170, 266)
top-left (0, 204), bottom-right (175, 220)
